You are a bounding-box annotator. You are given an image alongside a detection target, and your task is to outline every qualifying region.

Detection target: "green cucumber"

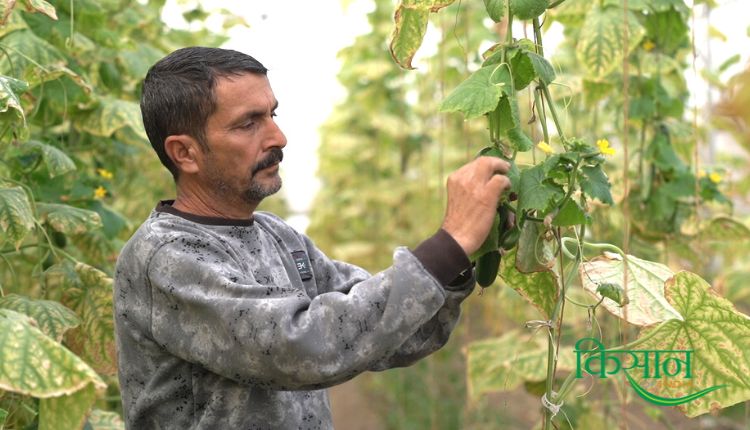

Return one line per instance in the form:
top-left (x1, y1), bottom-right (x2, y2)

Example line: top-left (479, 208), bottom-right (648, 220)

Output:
top-left (499, 225), bottom-right (521, 250)
top-left (476, 250), bottom-right (501, 287)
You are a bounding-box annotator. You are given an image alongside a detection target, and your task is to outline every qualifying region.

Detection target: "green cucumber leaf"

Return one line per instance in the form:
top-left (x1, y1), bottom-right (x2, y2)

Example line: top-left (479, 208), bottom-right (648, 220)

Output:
top-left (483, 0), bottom-right (506, 22)
top-left (466, 329), bottom-right (575, 399)
top-left (580, 165), bottom-right (614, 205)
top-left (576, 5), bottom-right (645, 79)
top-left (441, 65), bottom-right (512, 119)
top-left (552, 198), bottom-right (588, 227)
top-left (469, 212), bottom-right (501, 262)
top-left (517, 164), bottom-right (565, 213)
top-left (515, 221), bottom-right (555, 273)
top-left (18, 141), bottom-right (76, 178)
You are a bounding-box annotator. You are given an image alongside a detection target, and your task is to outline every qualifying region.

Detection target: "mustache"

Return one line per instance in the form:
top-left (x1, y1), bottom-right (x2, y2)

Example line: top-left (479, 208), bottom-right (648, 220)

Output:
top-left (251, 148), bottom-right (284, 175)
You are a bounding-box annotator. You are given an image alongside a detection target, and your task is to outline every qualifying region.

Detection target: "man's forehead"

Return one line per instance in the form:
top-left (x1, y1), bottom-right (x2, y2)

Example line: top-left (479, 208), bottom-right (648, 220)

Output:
top-left (214, 73), bottom-right (277, 108)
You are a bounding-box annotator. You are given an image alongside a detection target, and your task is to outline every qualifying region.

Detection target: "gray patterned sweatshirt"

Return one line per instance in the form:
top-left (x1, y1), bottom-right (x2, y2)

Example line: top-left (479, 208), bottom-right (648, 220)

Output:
top-left (114, 200), bottom-right (475, 429)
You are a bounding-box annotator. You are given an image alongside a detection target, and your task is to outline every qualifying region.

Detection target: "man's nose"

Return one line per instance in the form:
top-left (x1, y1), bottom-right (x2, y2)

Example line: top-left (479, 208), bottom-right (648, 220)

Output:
top-left (267, 118), bottom-right (287, 149)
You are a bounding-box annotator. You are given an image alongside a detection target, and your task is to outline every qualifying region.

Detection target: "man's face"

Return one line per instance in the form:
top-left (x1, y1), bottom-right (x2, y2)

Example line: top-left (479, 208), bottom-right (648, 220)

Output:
top-left (201, 73), bottom-right (287, 205)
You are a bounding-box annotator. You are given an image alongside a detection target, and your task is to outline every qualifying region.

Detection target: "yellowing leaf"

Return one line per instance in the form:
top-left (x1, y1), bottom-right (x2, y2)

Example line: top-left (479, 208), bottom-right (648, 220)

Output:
top-left (0, 9), bottom-right (27, 37)
top-left (0, 74), bottom-right (29, 124)
top-left (0, 309), bottom-right (105, 397)
top-left (37, 203), bottom-right (102, 235)
top-left (0, 30), bottom-right (66, 86)
top-left (49, 262), bottom-right (117, 375)
top-left (23, 0), bottom-right (57, 20)
top-left (466, 329), bottom-right (575, 399)
top-left (389, 0), bottom-right (456, 69)
top-left (630, 272), bottom-right (750, 417)
top-left (73, 97), bottom-right (146, 138)
top-left (0, 186), bottom-right (35, 250)
top-left (501, 248), bottom-right (558, 319)
top-left (39, 383), bottom-right (96, 430)
top-left (0, 294), bottom-right (80, 342)
top-left (87, 409), bottom-right (125, 430)
top-left (390, 6), bottom-right (428, 70)
top-left (697, 216), bottom-right (750, 243)
top-left (576, 6), bottom-right (645, 79)
top-left (580, 252), bottom-right (683, 326)
top-left (0, 0), bottom-right (16, 25)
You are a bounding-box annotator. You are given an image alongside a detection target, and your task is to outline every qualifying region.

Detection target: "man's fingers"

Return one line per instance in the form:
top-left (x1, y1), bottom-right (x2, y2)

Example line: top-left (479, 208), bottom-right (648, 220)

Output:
top-left (488, 173), bottom-right (511, 193)
top-left (476, 156), bottom-right (510, 176)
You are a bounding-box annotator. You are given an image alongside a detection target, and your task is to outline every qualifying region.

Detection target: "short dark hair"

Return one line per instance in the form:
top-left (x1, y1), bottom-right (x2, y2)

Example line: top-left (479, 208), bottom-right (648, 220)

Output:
top-left (140, 47), bottom-right (268, 179)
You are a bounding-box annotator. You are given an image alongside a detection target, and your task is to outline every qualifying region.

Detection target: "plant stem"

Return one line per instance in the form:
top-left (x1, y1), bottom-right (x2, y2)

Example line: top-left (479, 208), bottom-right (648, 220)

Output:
top-left (560, 237), bottom-right (625, 257)
top-left (534, 86), bottom-right (550, 144)
top-left (543, 237), bottom-right (582, 429)
top-left (541, 85), bottom-right (567, 144)
top-left (532, 18), bottom-right (567, 146)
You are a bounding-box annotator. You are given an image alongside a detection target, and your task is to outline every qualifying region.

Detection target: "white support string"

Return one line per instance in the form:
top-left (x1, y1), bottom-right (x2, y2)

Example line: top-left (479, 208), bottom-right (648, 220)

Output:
top-left (541, 391), bottom-right (563, 418)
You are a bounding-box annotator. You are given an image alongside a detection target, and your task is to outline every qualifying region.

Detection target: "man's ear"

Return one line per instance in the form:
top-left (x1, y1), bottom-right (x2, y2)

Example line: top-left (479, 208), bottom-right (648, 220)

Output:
top-left (164, 135), bottom-right (203, 175)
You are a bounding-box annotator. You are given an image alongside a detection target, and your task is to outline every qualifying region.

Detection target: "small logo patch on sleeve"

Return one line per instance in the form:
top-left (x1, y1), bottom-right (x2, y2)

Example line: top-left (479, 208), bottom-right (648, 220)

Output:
top-left (291, 250), bottom-right (313, 281)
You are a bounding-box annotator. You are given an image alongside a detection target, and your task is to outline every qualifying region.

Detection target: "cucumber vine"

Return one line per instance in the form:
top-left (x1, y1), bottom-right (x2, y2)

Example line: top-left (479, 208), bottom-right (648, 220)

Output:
top-left (389, 0), bottom-right (750, 427)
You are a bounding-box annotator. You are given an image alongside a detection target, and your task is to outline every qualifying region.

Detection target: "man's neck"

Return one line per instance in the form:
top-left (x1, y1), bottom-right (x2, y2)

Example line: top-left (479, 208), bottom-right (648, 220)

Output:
top-left (172, 186), bottom-right (257, 220)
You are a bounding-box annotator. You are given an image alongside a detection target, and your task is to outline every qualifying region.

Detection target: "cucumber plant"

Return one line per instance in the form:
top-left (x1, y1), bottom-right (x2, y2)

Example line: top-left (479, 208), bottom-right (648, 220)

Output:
top-left (390, 0), bottom-right (750, 427)
top-left (0, 1), bottom-right (244, 428)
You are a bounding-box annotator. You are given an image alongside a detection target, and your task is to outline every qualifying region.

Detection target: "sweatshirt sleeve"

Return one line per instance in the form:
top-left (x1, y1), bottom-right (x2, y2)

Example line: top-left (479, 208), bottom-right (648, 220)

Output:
top-left (300, 229), bottom-right (475, 370)
top-left (145, 233), bottom-right (453, 391)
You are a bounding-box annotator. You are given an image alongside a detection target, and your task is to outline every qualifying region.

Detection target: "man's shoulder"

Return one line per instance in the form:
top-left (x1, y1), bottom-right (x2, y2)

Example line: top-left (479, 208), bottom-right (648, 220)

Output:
top-left (115, 211), bottom-right (207, 272)
top-left (253, 211), bottom-right (299, 235)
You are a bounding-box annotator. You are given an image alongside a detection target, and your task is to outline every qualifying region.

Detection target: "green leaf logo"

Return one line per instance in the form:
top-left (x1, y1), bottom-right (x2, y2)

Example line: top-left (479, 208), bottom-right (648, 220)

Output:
top-left (625, 371), bottom-right (726, 407)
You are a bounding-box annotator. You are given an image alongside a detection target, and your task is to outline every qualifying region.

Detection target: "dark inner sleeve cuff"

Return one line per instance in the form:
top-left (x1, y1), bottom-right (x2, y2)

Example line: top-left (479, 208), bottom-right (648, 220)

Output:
top-left (411, 228), bottom-right (472, 286)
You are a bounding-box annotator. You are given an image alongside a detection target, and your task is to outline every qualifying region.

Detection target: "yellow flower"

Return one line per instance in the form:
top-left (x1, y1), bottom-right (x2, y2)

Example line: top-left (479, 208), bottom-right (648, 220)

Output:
top-left (596, 139), bottom-right (615, 156)
top-left (709, 172), bottom-right (722, 184)
top-left (537, 141), bottom-right (554, 155)
top-left (94, 186), bottom-right (107, 199)
top-left (698, 169), bottom-right (707, 178)
top-left (97, 168), bottom-right (113, 180)
top-left (643, 40), bottom-right (656, 52)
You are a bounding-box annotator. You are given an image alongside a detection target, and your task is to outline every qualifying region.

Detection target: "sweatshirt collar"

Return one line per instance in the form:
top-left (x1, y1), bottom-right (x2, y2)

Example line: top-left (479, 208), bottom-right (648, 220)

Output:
top-left (155, 200), bottom-right (254, 226)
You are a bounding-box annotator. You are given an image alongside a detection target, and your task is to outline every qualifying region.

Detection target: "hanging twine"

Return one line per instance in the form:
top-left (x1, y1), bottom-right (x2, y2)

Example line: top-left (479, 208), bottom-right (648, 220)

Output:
top-left (541, 391), bottom-right (563, 418)
top-left (525, 320), bottom-right (553, 329)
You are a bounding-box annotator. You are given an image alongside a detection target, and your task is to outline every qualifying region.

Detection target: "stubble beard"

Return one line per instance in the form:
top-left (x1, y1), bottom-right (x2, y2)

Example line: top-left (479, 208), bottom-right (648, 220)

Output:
top-left (243, 173), bottom-right (282, 203)
top-left (204, 156), bottom-right (283, 206)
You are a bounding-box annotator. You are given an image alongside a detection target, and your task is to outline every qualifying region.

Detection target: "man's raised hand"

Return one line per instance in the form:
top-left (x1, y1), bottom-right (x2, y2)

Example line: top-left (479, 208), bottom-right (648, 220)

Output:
top-left (441, 156), bottom-right (511, 256)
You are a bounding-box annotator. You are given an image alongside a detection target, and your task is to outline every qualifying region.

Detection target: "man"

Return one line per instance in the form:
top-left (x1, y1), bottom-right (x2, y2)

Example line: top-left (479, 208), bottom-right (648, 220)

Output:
top-left (114, 46), bottom-right (510, 429)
